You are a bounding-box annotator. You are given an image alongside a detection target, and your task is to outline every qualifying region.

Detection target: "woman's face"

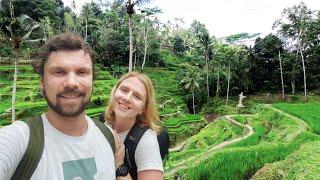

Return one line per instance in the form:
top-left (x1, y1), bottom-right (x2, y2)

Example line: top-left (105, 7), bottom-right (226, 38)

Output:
top-left (113, 76), bottom-right (147, 121)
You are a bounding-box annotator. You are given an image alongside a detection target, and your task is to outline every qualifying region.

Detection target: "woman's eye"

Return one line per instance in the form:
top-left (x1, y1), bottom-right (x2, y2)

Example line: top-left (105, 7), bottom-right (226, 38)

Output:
top-left (120, 88), bottom-right (128, 93)
top-left (134, 95), bottom-right (141, 100)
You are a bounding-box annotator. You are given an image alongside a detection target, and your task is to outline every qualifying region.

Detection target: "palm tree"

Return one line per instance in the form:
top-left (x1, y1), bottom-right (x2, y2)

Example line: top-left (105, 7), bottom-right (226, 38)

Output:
top-left (1, 1), bottom-right (39, 122)
top-left (226, 56), bottom-right (232, 106)
top-left (121, 0), bottom-right (152, 71)
top-left (190, 20), bottom-right (213, 99)
top-left (201, 32), bottom-right (212, 99)
top-left (180, 66), bottom-right (202, 114)
top-left (80, 3), bottom-right (93, 42)
top-left (297, 29), bottom-right (307, 100)
top-left (140, 7), bottom-right (161, 69)
top-left (275, 41), bottom-right (285, 100)
top-left (274, 2), bottom-right (311, 100)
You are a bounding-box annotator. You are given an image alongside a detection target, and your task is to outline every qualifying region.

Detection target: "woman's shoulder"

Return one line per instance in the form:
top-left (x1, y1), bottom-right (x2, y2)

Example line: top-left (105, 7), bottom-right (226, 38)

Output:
top-left (137, 128), bottom-right (158, 147)
top-left (142, 128), bottom-right (157, 139)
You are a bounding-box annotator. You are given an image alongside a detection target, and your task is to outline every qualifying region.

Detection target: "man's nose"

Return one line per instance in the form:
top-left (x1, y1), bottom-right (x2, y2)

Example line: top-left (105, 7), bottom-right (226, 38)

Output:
top-left (65, 73), bottom-right (79, 88)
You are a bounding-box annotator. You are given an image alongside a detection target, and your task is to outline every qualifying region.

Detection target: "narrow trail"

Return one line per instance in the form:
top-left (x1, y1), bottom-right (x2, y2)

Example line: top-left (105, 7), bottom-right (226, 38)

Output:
top-left (165, 115), bottom-right (254, 177)
top-left (169, 139), bottom-right (189, 152)
top-left (165, 105), bottom-right (311, 178)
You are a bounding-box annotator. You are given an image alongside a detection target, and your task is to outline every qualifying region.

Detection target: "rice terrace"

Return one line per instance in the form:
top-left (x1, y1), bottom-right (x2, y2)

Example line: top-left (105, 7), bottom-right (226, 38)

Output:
top-left (1, 0), bottom-right (320, 179)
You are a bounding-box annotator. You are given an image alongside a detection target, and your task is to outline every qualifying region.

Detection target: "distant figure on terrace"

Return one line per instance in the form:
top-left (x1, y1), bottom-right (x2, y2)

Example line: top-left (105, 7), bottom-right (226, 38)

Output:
top-left (237, 92), bottom-right (246, 108)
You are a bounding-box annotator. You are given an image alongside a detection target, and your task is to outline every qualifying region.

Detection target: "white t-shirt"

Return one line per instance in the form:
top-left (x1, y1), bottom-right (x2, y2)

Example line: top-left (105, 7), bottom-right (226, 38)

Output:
top-left (0, 114), bottom-right (115, 180)
top-left (119, 129), bottom-right (164, 173)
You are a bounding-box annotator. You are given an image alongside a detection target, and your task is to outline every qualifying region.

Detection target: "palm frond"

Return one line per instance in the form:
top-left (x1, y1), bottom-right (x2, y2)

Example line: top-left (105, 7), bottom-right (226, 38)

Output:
top-left (21, 24), bottom-right (40, 42)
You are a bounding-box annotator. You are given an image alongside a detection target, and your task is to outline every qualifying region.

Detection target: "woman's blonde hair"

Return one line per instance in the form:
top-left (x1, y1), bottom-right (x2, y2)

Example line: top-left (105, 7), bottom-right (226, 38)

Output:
top-left (105, 71), bottom-right (161, 133)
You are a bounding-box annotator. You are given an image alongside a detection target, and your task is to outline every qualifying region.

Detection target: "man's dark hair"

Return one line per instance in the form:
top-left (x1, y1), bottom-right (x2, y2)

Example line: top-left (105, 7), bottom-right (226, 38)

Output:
top-left (39, 33), bottom-right (96, 78)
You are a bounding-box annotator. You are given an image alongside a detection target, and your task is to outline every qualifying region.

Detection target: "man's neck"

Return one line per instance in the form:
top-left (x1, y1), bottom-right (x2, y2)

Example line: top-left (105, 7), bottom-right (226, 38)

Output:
top-left (46, 109), bottom-right (88, 136)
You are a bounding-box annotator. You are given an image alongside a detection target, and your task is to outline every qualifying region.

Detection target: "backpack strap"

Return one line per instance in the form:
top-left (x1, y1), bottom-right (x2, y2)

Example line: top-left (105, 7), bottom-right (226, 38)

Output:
top-left (92, 119), bottom-right (115, 154)
top-left (12, 116), bottom-right (44, 180)
top-left (124, 123), bottom-right (148, 180)
top-left (157, 128), bottom-right (170, 160)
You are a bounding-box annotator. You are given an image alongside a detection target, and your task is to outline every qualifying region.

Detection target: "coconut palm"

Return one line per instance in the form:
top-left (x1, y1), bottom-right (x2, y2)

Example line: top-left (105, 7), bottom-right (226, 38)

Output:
top-left (140, 7), bottom-right (161, 69)
top-left (0, 1), bottom-right (39, 122)
top-left (80, 3), bottom-right (93, 42)
top-left (180, 66), bottom-right (202, 114)
top-left (117, 0), bottom-right (152, 71)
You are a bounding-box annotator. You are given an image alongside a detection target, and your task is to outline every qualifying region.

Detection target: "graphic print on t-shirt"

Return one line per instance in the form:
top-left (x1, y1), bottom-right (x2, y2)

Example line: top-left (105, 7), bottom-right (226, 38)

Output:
top-left (62, 157), bottom-right (97, 180)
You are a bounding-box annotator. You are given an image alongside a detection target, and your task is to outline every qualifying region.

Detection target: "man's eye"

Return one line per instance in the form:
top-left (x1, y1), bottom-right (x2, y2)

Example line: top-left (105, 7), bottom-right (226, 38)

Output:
top-left (55, 71), bottom-right (64, 75)
top-left (78, 71), bottom-right (88, 75)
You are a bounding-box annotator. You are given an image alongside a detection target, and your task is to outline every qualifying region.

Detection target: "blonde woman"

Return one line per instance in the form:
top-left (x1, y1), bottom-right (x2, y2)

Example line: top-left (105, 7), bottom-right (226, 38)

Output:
top-left (104, 71), bottom-right (163, 180)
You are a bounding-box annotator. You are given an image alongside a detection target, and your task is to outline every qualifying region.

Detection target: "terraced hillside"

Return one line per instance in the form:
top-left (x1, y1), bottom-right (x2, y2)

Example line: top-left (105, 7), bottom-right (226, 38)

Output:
top-left (252, 141), bottom-right (320, 179)
top-left (4, 64), bottom-right (318, 180)
top-left (142, 68), bottom-right (206, 145)
top-left (166, 104), bottom-right (320, 179)
top-left (0, 64), bottom-right (116, 125)
top-left (1, 65), bottom-right (205, 144)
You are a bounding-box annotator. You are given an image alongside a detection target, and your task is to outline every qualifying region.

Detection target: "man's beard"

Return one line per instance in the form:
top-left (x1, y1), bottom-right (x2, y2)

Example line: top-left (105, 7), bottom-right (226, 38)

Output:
top-left (43, 87), bottom-right (91, 117)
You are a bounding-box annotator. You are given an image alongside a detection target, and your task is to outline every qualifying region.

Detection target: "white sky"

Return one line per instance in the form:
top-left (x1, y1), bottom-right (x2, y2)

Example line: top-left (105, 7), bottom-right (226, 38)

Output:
top-left (63, 0), bottom-right (320, 38)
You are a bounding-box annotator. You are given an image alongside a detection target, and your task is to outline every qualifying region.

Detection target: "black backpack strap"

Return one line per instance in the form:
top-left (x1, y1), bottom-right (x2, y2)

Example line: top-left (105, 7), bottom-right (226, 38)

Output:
top-left (92, 119), bottom-right (115, 154)
top-left (124, 123), bottom-right (148, 180)
top-left (12, 116), bottom-right (44, 180)
top-left (157, 128), bottom-right (170, 160)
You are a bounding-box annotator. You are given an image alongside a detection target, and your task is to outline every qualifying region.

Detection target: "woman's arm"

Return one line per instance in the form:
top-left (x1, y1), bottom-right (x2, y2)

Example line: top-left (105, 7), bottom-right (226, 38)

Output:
top-left (114, 130), bottom-right (132, 180)
top-left (138, 170), bottom-right (163, 180)
top-left (114, 130), bottom-right (125, 169)
top-left (135, 130), bottom-right (164, 180)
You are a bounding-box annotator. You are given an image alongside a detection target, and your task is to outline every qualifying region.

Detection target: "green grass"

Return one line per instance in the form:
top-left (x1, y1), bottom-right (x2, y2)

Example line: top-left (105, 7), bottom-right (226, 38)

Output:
top-left (86, 106), bottom-right (105, 117)
top-left (164, 114), bottom-right (202, 127)
top-left (252, 139), bottom-right (320, 180)
top-left (183, 129), bottom-right (320, 180)
top-left (273, 103), bottom-right (320, 134)
top-left (168, 105), bottom-right (318, 179)
top-left (165, 118), bottom-right (246, 170)
top-left (0, 65), bottom-right (33, 71)
top-left (1, 65), bottom-right (192, 138)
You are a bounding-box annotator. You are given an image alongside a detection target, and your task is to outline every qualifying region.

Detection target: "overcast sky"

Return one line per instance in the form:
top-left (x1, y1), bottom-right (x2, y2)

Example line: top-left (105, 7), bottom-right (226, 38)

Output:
top-left (63, 0), bottom-right (320, 38)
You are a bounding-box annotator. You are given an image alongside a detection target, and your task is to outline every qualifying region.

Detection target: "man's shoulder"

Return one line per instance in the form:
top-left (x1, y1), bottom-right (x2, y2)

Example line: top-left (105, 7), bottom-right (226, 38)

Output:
top-left (86, 116), bottom-right (114, 134)
top-left (0, 120), bottom-right (30, 136)
top-left (0, 121), bottom-right (30, 178)
top-left (86, 116), bottom-right (115, 153)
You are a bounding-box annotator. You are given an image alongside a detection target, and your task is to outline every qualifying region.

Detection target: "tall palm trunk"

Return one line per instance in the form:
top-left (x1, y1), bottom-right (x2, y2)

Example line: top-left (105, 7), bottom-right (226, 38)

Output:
top-left (85, 18), bottom-right (88, 42)
top-left (11, 57), bottom-right (18, 123)
top-left (297, 30), bottom-right (307, 100)
top-left (142, 26), bottom-right (148, 69)
top-left (291, 50), bottom-right (299, 95)
top-left (279, 50), bottom-right (285, 100)
top-left (9, 3), bottom-right (17, 122)
top-left (128, 17), bottom-right (133, 72)
top-left (216, 69), bottom-right (220, 98)
top-left (134, 52), bottom-right (137, 70)
top-left (205, 47), bottom-right (209, 99)
top-left (226, 60), bottom-right (231, 106)
top-left (192, 91), bottom-right (195, 114)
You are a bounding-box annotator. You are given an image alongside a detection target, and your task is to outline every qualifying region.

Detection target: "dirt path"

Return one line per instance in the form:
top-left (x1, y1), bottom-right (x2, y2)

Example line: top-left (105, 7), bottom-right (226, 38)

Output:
top-left (169, 139), bottom-right (189, 152)
top-left (165, 105), bottom-right (310, 178)
top-left (165, 115), bottom-right (254, 177)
